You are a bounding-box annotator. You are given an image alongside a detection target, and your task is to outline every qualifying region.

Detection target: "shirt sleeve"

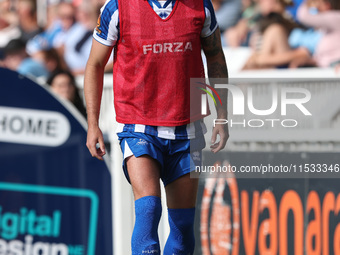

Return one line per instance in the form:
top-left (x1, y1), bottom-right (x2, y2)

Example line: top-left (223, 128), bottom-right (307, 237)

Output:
top-left (201, 0), bottom-right (218, 38)
top-left (93, 0), bottom-right (120, 47)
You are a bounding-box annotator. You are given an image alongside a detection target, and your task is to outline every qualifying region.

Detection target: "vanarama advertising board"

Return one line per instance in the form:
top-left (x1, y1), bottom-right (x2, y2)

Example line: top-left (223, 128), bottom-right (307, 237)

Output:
top-left (0, 68), bottom-right (112, 255)
top-left (195, 152), bottom-right (340, 255)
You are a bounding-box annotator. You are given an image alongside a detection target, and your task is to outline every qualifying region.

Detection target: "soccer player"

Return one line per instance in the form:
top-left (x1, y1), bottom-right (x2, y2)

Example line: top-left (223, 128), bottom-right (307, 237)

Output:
top-left (84, 0), bottom-right (229, 254)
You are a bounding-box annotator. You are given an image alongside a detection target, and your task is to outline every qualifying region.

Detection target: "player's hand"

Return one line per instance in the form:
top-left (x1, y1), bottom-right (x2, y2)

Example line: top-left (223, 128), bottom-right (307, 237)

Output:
top-left (86, 125), bottom-right (106, 161)
top-left (210, 123), bottom-right (229, 153)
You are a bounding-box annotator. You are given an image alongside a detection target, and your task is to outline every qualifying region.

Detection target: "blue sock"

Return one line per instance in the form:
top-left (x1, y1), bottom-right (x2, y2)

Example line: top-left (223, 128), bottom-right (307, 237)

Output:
top-left (132, 196), bottom-right (162, 255)
top-left (164, 208), bottom-right (196, 255)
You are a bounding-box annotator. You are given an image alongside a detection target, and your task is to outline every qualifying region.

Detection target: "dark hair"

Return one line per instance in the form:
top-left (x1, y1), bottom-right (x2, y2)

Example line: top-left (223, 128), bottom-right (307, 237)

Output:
top-left (258, 12), bottom-right (300, 34)
top-left (0, 48), bottom-right (5, 60)
top-left (42, 48), bottom-right (67, 73)
top-left (4, 38), bottom-right (26, 56)
top-left (279, 0), bottom-right (294, 7)
top-left (47, 70), bottom-right (87, 118)
top-left (327, 0), bottom-right (340, 10)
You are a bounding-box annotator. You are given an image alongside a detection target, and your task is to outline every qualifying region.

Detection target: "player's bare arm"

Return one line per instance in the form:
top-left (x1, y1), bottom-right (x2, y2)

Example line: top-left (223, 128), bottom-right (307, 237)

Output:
top-left (84, 39), bottom-right (113, 160)
top-left (201, 27), bottom-right (229, 153)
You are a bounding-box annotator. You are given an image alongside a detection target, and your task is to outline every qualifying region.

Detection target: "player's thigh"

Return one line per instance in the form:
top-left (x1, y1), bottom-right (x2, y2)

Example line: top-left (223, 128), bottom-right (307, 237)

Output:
top-left (126, 155), bottom-right (162, 200)
top-left (165, 173), bottom-right (199, 209)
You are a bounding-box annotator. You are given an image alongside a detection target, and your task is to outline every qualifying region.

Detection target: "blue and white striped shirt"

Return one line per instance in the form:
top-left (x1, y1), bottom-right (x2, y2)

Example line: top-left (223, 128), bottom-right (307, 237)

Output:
top-left (94, 0), bottom-right (217, 139)
top-left (94, 0), bottom-right (218, 46)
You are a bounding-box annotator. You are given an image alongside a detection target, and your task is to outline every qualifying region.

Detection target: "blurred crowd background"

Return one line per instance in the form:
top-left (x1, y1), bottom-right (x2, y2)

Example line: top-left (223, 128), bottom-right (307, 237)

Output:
top-left (0, 0), bottom-right (339, 115)
top-left (0, 0), bottom-right (106, 116)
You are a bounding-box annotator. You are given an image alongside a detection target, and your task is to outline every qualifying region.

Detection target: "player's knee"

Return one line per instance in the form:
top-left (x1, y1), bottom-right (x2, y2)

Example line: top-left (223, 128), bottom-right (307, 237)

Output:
top-left (132, 196), bottom-right (162, 255)
top-left (164, 208), bottom-right (196, 255)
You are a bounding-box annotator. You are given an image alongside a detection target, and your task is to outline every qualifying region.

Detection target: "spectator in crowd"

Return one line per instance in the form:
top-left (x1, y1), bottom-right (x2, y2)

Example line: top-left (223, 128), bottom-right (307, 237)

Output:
top-left (31, 47), bottom-right (67, 73)
top-left (212, 0), bottom-right (243, 33)
top-left (25, 0), bottom-right (64, 55)
top-left (47, 70), bottom-right (87, 118)
top-left (28, 1), bottom-right (77, 73)
top-left (243, 12), bottom-right (305, 69)
top-left (224, 0), bottom-right (294, 47)
top-left (25, 0), bottom-right (111, 75)
top-left (53, 2), bottom-right (77, 49)
top-left (296, 0), bottom-right (340, 67)
top-left (0, 0), bottom-right (21, 48)
top-left (16, 0), bottom-right (43, 42)
top-left (62, 2), bottom-right (98, 74)
top-left (242, 0), bottom-right (340, 69)
top-left (25, 1), bottom-right (77, 75)
top-left (3, 38), bottom-right (49, 79)
top-left (0, 0), bottom-right (18, 25)
top-left (222, 0), bottom-right (256, 46)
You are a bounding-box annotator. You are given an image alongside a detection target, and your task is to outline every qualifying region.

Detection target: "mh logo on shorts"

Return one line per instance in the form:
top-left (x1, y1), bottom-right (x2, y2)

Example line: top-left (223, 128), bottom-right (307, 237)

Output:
top-left (141, 249), bottom-right (158, 253)
top-left (136, 139), bottom-right (148, 146)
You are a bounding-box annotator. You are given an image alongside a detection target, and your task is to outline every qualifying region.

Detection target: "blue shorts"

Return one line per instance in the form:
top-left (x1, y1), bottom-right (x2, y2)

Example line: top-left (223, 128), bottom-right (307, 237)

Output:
top-left (117, 131), bottom-right (205, 186)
